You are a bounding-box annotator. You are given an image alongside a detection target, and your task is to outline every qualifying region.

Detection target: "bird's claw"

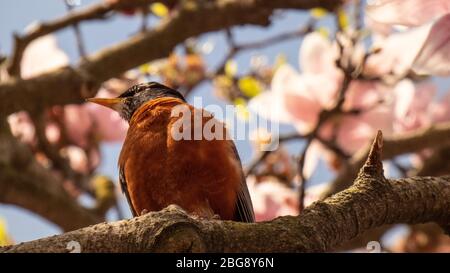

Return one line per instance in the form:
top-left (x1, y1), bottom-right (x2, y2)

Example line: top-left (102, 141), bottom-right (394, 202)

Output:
top-left (140, 209), bottom-right (149, 215)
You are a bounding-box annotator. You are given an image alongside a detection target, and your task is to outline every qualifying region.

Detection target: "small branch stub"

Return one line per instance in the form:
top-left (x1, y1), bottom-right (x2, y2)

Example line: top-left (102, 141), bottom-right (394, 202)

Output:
top-left (358, 130), bottom-right (384, 179)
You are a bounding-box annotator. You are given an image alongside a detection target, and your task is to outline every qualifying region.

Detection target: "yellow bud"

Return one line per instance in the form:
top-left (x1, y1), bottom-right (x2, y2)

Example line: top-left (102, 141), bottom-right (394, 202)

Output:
top-left (225, 59), bottom-right (238, 77)
top-left (310, 8), bottom-right (328, 18)
top-left (238, 76), bottom-right (262, 98)
top-left (150, 2), bottom-right (169, 17)
top-left (317, 27), bottom-right (330, 38)
top-left (0, 217), bottom-right (12, 247)
top-left (338, 8), bottom-right (350, 30)
top-left (138, 63), bottom-right (151, 74)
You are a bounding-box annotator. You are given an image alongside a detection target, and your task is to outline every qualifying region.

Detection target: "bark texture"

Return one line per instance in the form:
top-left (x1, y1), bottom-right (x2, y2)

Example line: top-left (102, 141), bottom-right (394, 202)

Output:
top-left (2, 131), bottom-right (449, 253)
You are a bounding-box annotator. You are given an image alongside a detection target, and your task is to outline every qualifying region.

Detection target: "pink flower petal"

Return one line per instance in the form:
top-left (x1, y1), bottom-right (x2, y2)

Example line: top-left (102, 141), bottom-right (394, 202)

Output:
top-left (64, 105), bottom-right (93, 148)
top-left (248, 91), bottom-right (291, 124)
top-left (21, 34), bottom-right (69, 79)
top-left (247, 177), bottom-right (299, 221)
top-left (366, 24), bottom-right (431, 76)
top-left (335, 104), bottom-right (394, 154)
top-left (413, 14), bottom-right (450, 76)
top-left (284, 73), bottom-right (339, 133)
top-left (366, 0), bottom-right (450, 27)
top-left (45, 122), bottom-right (61, 144)
top-left (393, 79), bottom-right (416, 119)
top-left (365, 15), bottom-right (393, 36)
top-left (7, 112), bottom-right (35, 144)
top-left (300, 32), bottom-right (337, 75)
top-left (62, 146), bottom-right (89, 174)
top-left (249, 65), bottom-right (298, 123)
top-left (286, 91), bottom-right (322, 133)
top-left (86, 88), bottom-right (129, 142)
top-left (431, 92), bottom-right (450, 122)
top-left (344, 81), bottom-right (386, 111)
top-left (393, 80), bottom-right (437, 132)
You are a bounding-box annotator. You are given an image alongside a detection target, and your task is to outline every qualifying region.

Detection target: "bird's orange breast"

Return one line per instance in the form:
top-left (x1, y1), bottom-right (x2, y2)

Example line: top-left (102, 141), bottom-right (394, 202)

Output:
top-left (118, 97), bottom-right (242, 219)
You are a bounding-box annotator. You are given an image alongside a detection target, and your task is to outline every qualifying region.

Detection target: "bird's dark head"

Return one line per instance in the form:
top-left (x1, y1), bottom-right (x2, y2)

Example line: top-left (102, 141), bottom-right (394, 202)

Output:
top-left (86, 82), bottom-right (186, 122)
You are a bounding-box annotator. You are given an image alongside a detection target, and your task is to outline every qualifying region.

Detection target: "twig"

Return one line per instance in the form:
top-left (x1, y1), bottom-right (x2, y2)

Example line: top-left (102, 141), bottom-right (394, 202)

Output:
top-left (322, 122), bottom-right (450, 198)
top-left (30, 111), bottom-right (87, 188)
top-left (64, 0), bottom-right (87, 58)
top-left (6, 0), bottom-right (162, 76)
top-left (244, 133), bottom-right (303, 176)
top-left (1, 0), bottom-right (343, 117)
top-left (295, 52), bottom-right (354, 210)
top-left (182, 23), bottom-right (314, 97)
top-left (141, 9), bottom-right (149, 32)
top-left (297, 138), bottom-right (312, 211)
top-left (415, 144), bottom-right (450, 177)
top-left (353, 0), bottom-right (363, 31)
top-left (216, 21), bottom-right (314, 75)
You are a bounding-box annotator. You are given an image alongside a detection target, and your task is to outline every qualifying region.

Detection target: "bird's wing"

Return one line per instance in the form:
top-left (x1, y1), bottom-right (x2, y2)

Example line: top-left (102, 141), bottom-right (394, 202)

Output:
top-left (230, 142), bottom-right (255, 223)
top-left (119, 165), bottom-right (138, 217)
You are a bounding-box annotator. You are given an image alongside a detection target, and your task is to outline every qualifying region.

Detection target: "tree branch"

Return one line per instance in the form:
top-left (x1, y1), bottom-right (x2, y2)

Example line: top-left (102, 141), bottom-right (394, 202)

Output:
top-left (415, 144), bottom-right (450, 177)
top-left (0, 122), bottom-right (101, 231)
top-left (321, 121), bottom-right (450, 198)
top-left (2, 131), bottom-right (449, 253)
top-left (6, 0), bottom-right (167, 76)
top-left (1, 0), bottom-right (342, 117)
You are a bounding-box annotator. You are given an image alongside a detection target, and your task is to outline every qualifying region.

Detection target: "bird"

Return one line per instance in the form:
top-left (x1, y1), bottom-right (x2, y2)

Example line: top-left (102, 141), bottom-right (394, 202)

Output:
top-left (87, 82), bottom-right (254, 222)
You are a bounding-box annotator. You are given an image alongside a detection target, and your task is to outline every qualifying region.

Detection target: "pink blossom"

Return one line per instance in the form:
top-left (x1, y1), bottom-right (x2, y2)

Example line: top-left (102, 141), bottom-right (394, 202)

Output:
top-left (63, 104), bottom-right (94, 147)
top-left (393, 80), bottom-right (437, 132)
top-left (365, 15), bottom-right (393, 37)
top-left (365, 25), bottom-right (430, 76)
top-left (431, 92), bottom-right (450, 123)
top-left (247, 175), bottom-right (332, 221)
top-left (85, 88), bottom-right (129, 142)
top-left (20, 34), bottom-right (69, 79)
top-left (62, 87), bottom-right (129, 147)
top-left (8, 35), bottom-right (68, 145)
top-left (7, 112), bottom-right (35, 145)
top-left (392, 81), bottom-right (450, 168)
top-left (366, 1), bottom-right (450, 76)
top-left (299, 32), bottom-right (340, 79)
top-left (61, 146), bottom-right (89, 173)
top-left (247, 176), bottom-right (299, 221)
top-left (366, 0), bottom-right (450, 27)
top-left (250, 33), bottom-right (394, 175)
top-left (15, 32), bottom-right (129, 146)
top-left (250, 33), bottom-right (340, 134)
top-left (45, 122), bottom-right (61, 144)
top-left (413, 14), bottom-right (450, 76)
top-left (397, 82), bottom-right (450, 130)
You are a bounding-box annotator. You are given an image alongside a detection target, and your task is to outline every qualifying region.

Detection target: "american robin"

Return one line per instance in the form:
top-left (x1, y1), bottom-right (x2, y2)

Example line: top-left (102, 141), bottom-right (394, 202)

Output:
top-left (87, 82), bottom-right (254, 222)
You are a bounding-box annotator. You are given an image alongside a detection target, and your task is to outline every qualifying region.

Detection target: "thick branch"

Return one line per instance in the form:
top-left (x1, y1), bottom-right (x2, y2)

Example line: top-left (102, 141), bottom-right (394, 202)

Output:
top-left (6, 0), bottom-right (172, 76)
top-left (415, 144), bottom-right (450, 177)
top-left (322, 122), bottom-right (450, 198)
top-left (3, 132), bottom-right (449, 253)
top-left (0, 124), bottom-right (101, 231)
top-left (0, 0), bottom-right (341, 117)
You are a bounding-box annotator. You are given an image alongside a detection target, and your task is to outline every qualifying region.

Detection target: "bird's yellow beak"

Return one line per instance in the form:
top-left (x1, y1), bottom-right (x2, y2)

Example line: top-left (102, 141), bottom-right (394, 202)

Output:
top-left (86, 97), bottom-right (124, 112)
